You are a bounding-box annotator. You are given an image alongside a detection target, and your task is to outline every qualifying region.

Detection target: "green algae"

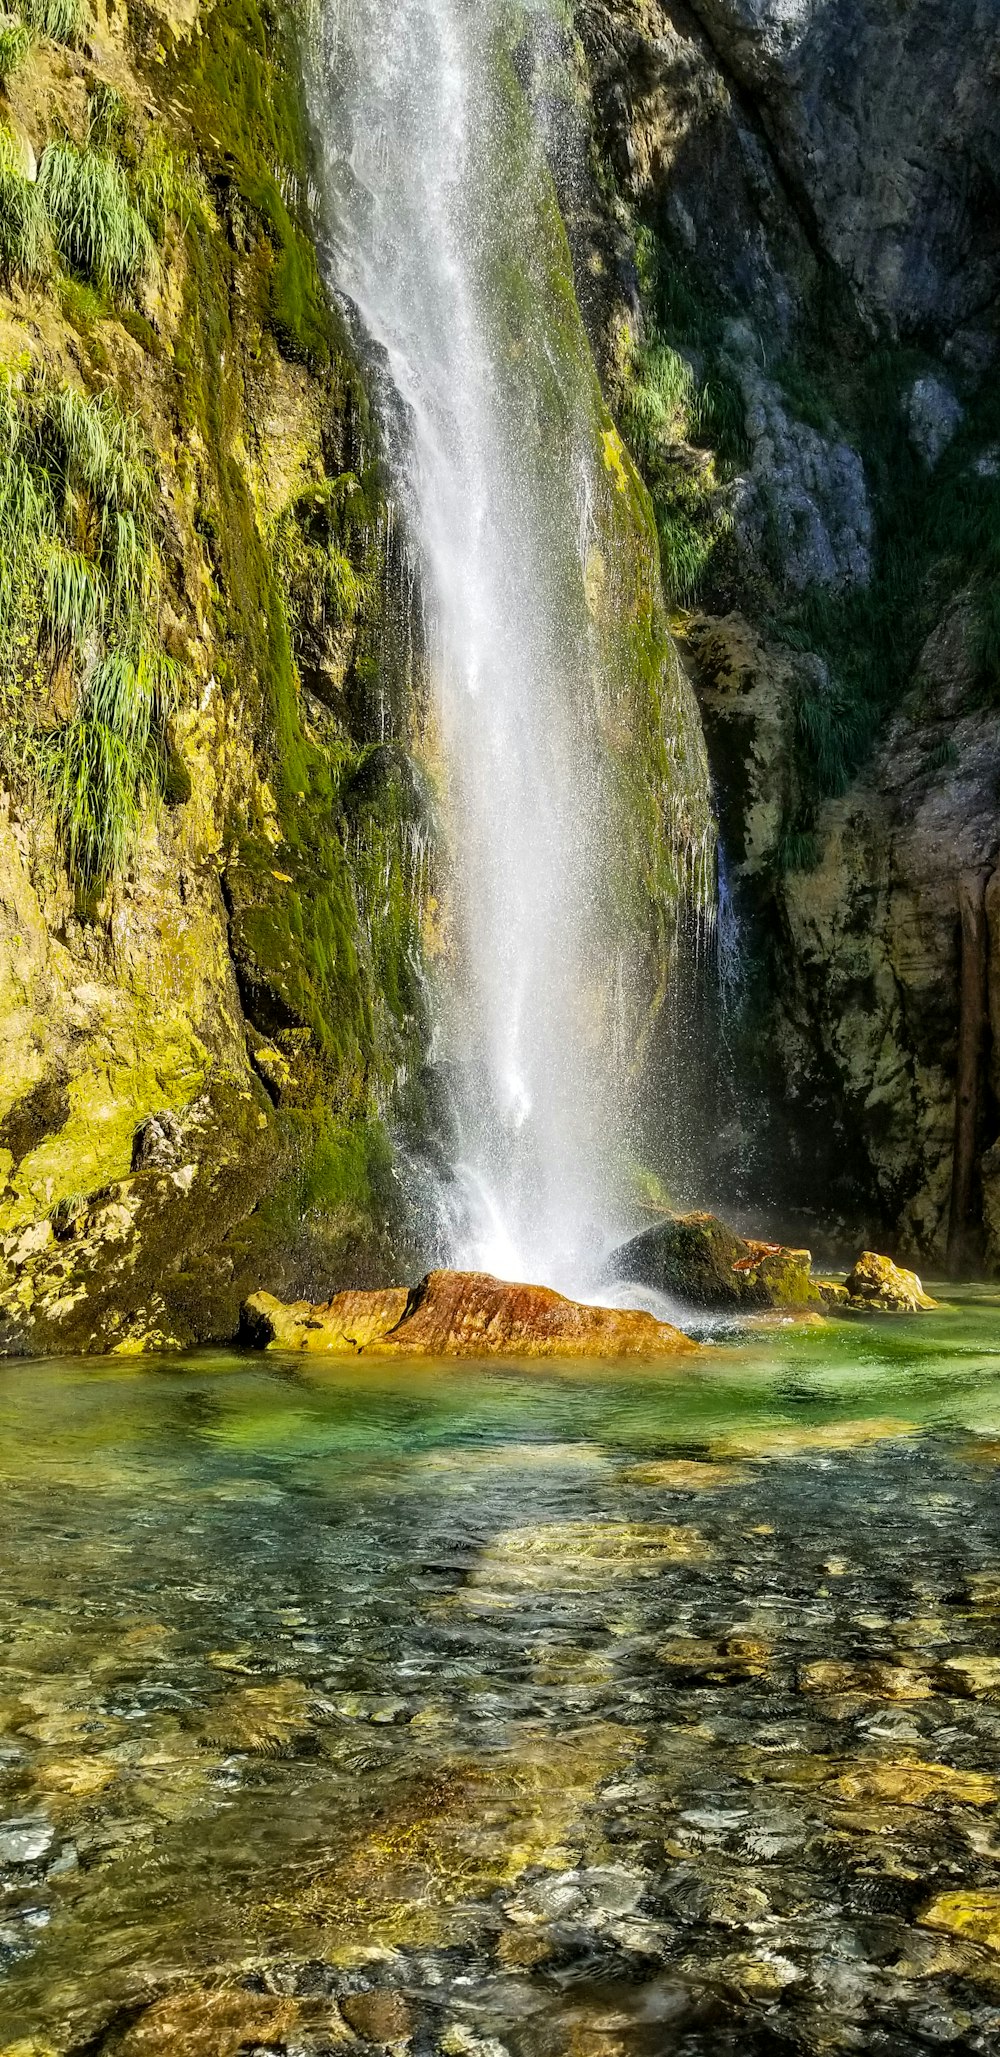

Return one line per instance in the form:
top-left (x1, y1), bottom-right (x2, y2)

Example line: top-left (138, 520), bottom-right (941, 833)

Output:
top-left (0, 1032), bottom-right (209, 1237)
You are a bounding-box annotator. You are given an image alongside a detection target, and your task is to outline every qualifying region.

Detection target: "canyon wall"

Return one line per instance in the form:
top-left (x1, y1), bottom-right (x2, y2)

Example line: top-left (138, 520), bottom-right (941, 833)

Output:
top-left (0, 0), bottom-right (706, 1351)
top-left (0, 0), bottom-right (438, 1350)
top-left (565, 0), bottom-right (1000, 1269)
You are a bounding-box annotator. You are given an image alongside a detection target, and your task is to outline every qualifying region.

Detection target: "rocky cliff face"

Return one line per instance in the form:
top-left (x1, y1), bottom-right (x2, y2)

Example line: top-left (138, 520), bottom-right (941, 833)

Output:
top-left (1, 0), bottom-right (996, 1356)
top-left (0, 0), bottom-right (711, 1354)
top-left (569, 0), bottom-right (1000, 1271)
top-left (0, 0), bottom-right (435, 1352)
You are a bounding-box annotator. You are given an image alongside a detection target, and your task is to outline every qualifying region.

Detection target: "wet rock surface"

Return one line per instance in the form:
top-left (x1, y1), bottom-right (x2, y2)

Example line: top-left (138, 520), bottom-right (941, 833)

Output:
top-left (3, 1301), bottom-right (1000, 2053)
top-left (841, 1251), bottom-right (937, 1315)
top-left (607, 1211), bottom-right (820, 1311)
top-left (242, 1269), bottom-right (696, 1357)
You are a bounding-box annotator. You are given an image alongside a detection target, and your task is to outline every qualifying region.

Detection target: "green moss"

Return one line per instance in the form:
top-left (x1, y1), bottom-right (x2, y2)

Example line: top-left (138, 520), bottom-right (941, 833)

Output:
top-left (57, 274), bottom-right (110, 332)
top-left (157, 0), bottom-right (347, 373)
top-left (141, 0), bottom-right (431, 1196)
top-left (118, 305), bottom-right (163, 357)
top-left (295, 1111), bottom-right (394, 1220)
top-left (481, 31), bottom-right (713, 989)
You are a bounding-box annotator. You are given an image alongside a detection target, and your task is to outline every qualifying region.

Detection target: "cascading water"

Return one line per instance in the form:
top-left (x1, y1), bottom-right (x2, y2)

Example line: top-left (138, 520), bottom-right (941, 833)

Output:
top-left (308, 0), bottom-right (715, 1293)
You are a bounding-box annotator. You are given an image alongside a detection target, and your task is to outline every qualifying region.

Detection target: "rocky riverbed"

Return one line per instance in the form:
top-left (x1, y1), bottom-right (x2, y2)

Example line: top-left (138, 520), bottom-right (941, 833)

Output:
top-left (3, 1294), bottom-right (1000, 2054)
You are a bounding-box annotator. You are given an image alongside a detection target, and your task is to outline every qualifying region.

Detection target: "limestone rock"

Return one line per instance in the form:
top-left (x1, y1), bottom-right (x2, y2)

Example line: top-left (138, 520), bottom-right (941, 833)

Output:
top-left (606, 1211), bottom-right (821, 1311)
top-left (842, 1251), bottom-right (937, 1313)
top-left (727, 329), bottom-right (873, 591)
top-left (740, 601), bottom-right (1000, 1268)
top-left (241, 1269), bottom-right (695, 1358)
top-left (131, 1111), bottom-right (186, 1174)
top-left (243, 1282), bottom-right (410, 1352)
top-left (906, 375), bottom-right (963, 469)
top-left (920, 1889), bottom-right (1000, 1953)
top-left (816, 1280), bottom-right (850, 1309)
top-left (685, 0), bottom-right (1000, 342)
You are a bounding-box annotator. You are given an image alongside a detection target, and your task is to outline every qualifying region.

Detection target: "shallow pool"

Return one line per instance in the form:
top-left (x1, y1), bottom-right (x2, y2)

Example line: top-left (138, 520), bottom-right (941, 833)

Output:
top-left (3, 1294), bottom-right (1000, 2054)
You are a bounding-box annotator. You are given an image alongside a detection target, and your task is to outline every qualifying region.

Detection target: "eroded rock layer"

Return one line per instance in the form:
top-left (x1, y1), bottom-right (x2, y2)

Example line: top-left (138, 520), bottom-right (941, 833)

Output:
top-left (242, 1268), bottom-right (696, 1357)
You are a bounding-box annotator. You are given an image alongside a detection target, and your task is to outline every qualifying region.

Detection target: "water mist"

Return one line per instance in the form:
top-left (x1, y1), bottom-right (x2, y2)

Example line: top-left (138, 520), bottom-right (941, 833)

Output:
top-left (308, 0), bottom-right (714, 1293)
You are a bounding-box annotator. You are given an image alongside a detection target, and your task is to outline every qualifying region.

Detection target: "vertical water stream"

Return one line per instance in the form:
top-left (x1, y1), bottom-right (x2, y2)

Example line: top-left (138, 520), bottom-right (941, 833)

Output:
top-left (309, 0), bottom-right (714, 1291)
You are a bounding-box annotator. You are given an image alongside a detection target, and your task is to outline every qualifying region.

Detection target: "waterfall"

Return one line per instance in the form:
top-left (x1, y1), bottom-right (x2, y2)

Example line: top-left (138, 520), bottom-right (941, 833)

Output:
top-left (308, 0), bottom-right (715, 1294)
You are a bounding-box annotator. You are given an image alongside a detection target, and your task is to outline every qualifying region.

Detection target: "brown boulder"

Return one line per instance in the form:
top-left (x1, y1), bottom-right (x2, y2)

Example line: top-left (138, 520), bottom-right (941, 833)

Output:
top-left (241, 1268), bottom-right (694, 1359)
top-left (841, 1250), bottom-right (937, 1313)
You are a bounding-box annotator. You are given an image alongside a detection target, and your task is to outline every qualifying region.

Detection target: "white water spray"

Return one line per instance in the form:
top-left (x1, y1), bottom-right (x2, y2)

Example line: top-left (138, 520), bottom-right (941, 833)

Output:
top-left (309, 0), bottom-right (714, 1291)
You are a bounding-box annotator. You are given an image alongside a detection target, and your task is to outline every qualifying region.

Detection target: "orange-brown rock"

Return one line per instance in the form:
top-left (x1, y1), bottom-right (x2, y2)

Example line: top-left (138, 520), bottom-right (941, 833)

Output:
top-left (241, 1268), bottom-right (694, 1359)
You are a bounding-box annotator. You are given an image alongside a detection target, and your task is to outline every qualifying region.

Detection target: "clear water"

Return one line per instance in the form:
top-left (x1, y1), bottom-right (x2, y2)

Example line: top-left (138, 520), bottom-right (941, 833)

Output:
top-left (4, 1296), bottom-right (1000, 2053)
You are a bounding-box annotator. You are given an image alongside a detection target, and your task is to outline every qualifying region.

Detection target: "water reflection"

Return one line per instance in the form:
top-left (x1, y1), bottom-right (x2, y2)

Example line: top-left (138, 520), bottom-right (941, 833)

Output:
top-left (1, 1296), bottom-right (1000, 2052)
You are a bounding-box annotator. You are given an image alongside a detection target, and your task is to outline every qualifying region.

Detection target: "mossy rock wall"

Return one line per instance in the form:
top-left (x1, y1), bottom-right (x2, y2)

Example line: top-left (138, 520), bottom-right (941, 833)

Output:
top-left (0, 0), bottom-right (433, 1351)
top-left (570, 0), bottom-right (1000, 1267)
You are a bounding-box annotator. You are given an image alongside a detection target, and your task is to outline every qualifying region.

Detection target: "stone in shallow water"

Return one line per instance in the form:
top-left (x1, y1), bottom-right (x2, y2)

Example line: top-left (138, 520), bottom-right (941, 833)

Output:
top-left (241, 1270), bottom-right (694, 1359)
top-left (605, 1212), bottom-right (821, 1311)
top-left (196, 1679), bottom-right (316, 1757)
top-left (0, 1820), bottom-right (53, 1864)
top-left (830, 1759), bottom-right (998, 1809)
top-left (919, 1890), bottom-right (1000, 1954)
top-left (658, 1634), bottom-right (771, 1684)
top-left (800, 1660), bottom-right (934, 1701)
top-left (109, 1989), bottom-right (307, 2055)
top-left (340, 1988), bottom-right (412, 2040)
top-left (714, 1416), bottom-right (915, 1460)
top-left (841, 1251), bottom-right (937, 1313)
top-left (34, 1757), bottom-right (118, 1798)
top-left (941, 1655), bottom-right (1000, 1697)
top-left (475, 1520), bottom-right (709, 1592)
top-left (618, 1458), bottom-right (749, 1491)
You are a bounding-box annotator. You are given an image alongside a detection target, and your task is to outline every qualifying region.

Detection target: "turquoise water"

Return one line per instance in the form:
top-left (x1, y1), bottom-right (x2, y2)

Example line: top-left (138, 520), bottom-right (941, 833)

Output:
top-left (3, 1296), bottom-right (1000, 2053)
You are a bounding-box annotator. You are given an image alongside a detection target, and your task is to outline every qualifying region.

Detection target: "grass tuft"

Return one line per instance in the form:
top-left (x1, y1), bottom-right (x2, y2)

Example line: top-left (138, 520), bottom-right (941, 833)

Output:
top-left (0, 127), bottom-right (50, 283)
top-left (20, 0), bottom-right (85, 44)
top-left (137, 134), bottom-right (213, 238)
top-left (275, 475), bottom-right (372, 649)
top-left (0, 363), bottom-right (178, 892)
top-left (85, 81), bottom-right (129, 150)
top-left (39, 139), bottom-right (154, 294)
top-left (0, 17), bottom-right (32, 78)
top-left (42, 543), bottom-right (106, 647)
top-left (617, 235), bottom-right (748, 610)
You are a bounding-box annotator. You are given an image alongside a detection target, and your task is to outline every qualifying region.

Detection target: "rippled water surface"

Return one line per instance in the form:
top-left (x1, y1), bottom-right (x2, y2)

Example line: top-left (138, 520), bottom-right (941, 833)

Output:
top-left (4, 1296), bottom-right (1000, 2054)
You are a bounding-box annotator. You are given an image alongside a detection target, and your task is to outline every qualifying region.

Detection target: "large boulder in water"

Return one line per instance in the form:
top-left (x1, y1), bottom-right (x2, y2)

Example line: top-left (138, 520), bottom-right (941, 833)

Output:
top-left (841, 1251), bottom-right (937, 1313)
top-left (607, 1212), bottom-right (822, 1312)
top-left (241, 1269), bottom-right (695, 1359)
